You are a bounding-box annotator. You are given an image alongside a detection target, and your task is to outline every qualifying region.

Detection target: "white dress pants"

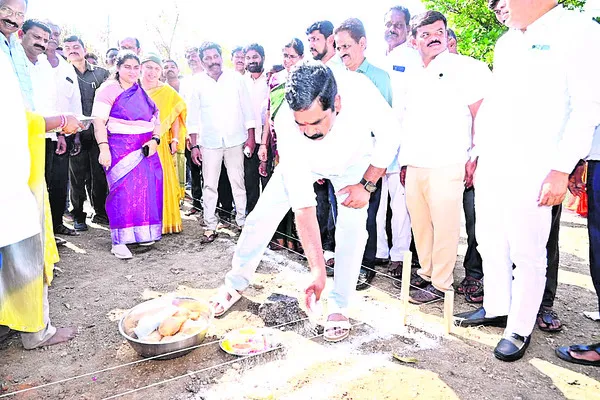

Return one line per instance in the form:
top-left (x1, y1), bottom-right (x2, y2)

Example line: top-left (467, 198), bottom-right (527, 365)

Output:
top-left (476, 159), bottom-right (551, 338)
top-left (375, 172), bottom-right (412, 261)
top-left (201, 144), bottom-right (247, 230)
top-left (225, 165), bottom-right (368, 315)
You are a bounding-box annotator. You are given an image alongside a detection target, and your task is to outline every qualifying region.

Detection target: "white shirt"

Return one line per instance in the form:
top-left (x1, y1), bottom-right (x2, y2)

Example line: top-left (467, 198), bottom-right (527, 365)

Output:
top-left (588, 125), bottom-right (600, 161)
top-left (244, 71), bottom-right (269, 142)
top-left (0, 52), bottom-right (41, 248)
top-left (186, 69), bottom-right (256, 149)
top-left (274, 70), bottom-right (402, 211)
top-left (476, 6), bottom-right (600, 173)
top-left (399, 51), bottom-right (491, 168)
top-left (54, 56), bottom-right (82, 115)
top-left (387, 42), bottom-right (421, 116)
top-left (29, 55), bottom-right (57, 116)
top-left (385, 42), bottom-right (421, 173)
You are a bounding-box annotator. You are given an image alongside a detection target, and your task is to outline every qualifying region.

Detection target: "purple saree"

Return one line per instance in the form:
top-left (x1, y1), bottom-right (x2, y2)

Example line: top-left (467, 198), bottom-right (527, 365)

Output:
top-left (104, 83), bottom-right (163, 245)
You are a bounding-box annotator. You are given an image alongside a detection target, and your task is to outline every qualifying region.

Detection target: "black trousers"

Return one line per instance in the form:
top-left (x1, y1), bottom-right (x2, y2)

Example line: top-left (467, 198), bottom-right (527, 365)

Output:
top-left (45, 138), bottom-right (70, 230)
top-left (362, 180), bottom-right (383, 268)
top-left (244, 148), bottom-right (261, 214)
top-left (218, 162), bottom-right (234, 219)
top-left (185, 147), bottom-right (203, 210)
top-left (315, 181), bottom-right (335, 252)
top-left (463, 187), bottom-right (483, 279)
top-left (69, 130), bottom-right (108, 222)
top-left (587, 161), bottom-right (600, 311)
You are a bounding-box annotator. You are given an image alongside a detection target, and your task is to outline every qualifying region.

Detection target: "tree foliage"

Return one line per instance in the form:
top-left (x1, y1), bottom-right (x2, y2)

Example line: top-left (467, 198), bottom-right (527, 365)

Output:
top-left (422, 0), bottom-right (589, 66)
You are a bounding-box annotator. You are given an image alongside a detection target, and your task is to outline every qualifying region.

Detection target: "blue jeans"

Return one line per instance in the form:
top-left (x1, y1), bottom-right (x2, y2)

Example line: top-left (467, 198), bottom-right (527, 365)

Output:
top-left (587, 161), bottom-right (600, 311)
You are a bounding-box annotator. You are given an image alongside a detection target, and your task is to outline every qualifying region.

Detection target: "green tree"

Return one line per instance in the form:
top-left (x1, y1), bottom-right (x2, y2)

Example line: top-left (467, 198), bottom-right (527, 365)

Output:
top-left (422, 0), bottom-right (588, 65)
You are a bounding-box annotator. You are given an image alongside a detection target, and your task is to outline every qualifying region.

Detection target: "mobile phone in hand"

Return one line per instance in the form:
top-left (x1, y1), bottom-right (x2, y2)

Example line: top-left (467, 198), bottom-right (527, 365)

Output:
top-left (142, 145), bottom-right (149, 157)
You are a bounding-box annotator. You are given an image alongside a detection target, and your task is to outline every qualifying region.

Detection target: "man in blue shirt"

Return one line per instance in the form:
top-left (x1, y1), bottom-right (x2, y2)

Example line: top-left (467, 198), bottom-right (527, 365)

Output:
top-left (334, 18), bottom-right (398, 290)
top-left (0, 0), bottom-right (33, 110)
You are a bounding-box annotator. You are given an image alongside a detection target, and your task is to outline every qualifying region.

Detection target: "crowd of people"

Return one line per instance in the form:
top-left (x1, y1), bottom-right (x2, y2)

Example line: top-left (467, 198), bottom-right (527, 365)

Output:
top-left (1, 0), bottom-right (599, 371)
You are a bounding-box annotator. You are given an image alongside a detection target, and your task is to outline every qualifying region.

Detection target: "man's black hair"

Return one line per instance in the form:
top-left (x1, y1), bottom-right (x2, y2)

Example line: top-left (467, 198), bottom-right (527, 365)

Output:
top-left (21, 19), bottom-right (51, 35)
top-left (386, 5), bottom-right (411, 26)
top-left (85, 53), bottom-right (98, 61)
top-left (305, 20), bottom-right (334, 38)
top-left (244, 43), bottom-right (265, 59)
top-left (335, 18), bottom-right (367, 43)
top-left (199, 41), bottom-right (222, 60)
top-left (488, 0), bottom-right (500, 10)
top-left (285, 62), bottom-right (337, 112)
top-left (447, 28), bottom-right (456, 40)
top-left (163, 59), bottom-right (178, 68)
top-left (410, 11), bottom-right (447, 37)
top-left (106, 47), bottom-right (118, 56)
top-left (231, 46), bottom-right (243, 57)
top-left (65, 35), bottom-right (85, 48)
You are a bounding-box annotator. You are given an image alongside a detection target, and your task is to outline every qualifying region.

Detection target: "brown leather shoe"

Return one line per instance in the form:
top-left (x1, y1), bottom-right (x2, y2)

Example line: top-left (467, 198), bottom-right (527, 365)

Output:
top-left (409, 284), bottom-right (445, 305)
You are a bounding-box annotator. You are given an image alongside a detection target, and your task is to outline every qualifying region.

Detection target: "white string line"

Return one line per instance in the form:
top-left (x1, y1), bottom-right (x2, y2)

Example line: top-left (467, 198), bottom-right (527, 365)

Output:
top-left (189, 198), bottom-right (444, 301)
top-left (101, 320), bottom-right (366, 400)
top-left (0, 315), bottom-right (312, 399)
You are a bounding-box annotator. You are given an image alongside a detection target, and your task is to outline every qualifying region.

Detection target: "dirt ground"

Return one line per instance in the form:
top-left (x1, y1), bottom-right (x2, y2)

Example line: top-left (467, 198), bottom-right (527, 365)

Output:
top-left (0, 203), bottom-right (599, 400)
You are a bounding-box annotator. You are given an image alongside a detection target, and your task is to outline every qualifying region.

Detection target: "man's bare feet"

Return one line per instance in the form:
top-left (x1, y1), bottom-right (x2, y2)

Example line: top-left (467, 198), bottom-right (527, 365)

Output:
top-left (210, 289), bottom-right (242, 317)
top-left (39, 327), bottom-right (78, 347)
top-left (569, 349), bottom-right (600, 362)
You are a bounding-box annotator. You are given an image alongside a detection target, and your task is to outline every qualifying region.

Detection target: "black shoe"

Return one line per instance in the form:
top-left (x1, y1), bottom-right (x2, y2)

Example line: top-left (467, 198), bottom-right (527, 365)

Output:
top-left (356, 268), bottom-right (376, 291)
top-left (74, 221), bottom-right (88, 231)
top-left (55, 237), bottom-right (67, 246)
top-left (326, 266), bottom-right (334, 277)
top-left (54, 224), bottom-right (79, 236)
top-left (373, 257), bottom-right (389, 266)
top-left (494, 333), bottom-right (531, 362)
top-left (92, 214), bottom-right (109, 225)
top-left (454, 307), bottom-right (507, 327)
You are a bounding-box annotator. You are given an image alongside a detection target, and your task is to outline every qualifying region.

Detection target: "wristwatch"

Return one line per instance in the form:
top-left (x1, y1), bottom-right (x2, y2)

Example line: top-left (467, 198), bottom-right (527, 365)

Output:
top-left (360, 178), bottom-right (377, 193)
top-left (151, 136), bottom-right (161, 145)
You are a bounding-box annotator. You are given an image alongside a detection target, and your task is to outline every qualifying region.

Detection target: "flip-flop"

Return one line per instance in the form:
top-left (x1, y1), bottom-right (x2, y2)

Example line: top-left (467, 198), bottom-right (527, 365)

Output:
top-left (201, 231), bottom-right (218, 244)
top-left (537, 307), bottom-right (563, 332)
top-left (555, 343), bottom-right (600, 367)
top-left (323, 318), bottom-right (351, 342)
top-left (210, 286), bottom-right (242, 318)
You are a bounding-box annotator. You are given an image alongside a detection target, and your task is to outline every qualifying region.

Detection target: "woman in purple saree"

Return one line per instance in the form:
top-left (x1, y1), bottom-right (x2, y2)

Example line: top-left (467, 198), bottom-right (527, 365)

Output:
top-left (92, 52), bottom-right (163, 259)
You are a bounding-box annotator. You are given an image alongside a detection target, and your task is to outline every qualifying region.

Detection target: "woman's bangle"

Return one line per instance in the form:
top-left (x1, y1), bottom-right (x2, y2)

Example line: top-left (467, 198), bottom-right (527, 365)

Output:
top-left (191, 145), bottom-right (200, 150)
top-left (98, 141), bottom-right (109, 146)
top-left (259, 143), bottom-right (267, 146)
top-left (58, 114), bottom-right (67, 131)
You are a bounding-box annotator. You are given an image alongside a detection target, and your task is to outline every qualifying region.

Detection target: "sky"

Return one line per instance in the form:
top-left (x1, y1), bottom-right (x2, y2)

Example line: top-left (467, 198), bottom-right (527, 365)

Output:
top-left (26, 0), bottom-right (426, 69)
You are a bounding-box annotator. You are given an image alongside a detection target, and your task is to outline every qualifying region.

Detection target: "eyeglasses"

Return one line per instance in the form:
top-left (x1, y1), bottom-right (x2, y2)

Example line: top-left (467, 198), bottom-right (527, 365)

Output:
top-left (0, 5), bottom-right (25, 20)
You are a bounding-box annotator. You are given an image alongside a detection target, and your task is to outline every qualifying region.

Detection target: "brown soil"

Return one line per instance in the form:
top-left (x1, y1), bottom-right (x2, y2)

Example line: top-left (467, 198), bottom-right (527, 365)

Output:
top-left (0, 208), bottom-right (599, 400)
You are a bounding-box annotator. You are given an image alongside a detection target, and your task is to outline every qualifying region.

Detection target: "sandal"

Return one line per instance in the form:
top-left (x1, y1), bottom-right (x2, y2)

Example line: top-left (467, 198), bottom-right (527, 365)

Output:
top-left (410, 271), bottom-right (429, 288)
top-left (325, 257), bottom-right (335, 277)
top-left (323, 315), bottom-right (351, 342)
top-left (209, 286), bottom-right (242, 317)
top-left (555, 343), bottom-right (600, 367)
top-left (201, 230), bottom-right (218, 244)
top-left (268, 239), bottom-right (285, 251)
top-left (458, 276), bottom-right (484, 303)
top-left (388, 261), bottom-right (403, 278)
top-left (537, 307), bottom-right (563, 332)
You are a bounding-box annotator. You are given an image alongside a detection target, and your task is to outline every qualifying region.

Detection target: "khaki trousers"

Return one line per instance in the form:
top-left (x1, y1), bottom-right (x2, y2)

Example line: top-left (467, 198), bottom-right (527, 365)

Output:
top-left (405, 164), bottom-right (464, 291)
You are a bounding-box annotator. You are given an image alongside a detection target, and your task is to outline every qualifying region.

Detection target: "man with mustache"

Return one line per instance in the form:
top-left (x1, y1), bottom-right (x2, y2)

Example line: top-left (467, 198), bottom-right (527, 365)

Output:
top-left (457, 0), bottom-right (600, 362)
top-left (64, 35), bottom-right (110, 231)
top-left (19, 19), bottom-right (53, 115)
top-left (119, 36), bottom-right (140, 55)
top-left (210, 63), bottom-right (401, 342)
top-left (163, 59), bottom-right (180, 91)
top-left (243, 43), bottom-right (270, 214)
top-left (105, 47), bottom-right (118, 69)
top-left (187, 42), bottom-right (255, 244)
top-left (305, 20), bottom-right (342, 276)
top-left (0, 0), bottom-right (33, 110)
top-left (398, 11), bottom-right (491, 305)
top-left (231, 46), bottom-right (245, 75)
top-left (334, 18), bottom-right (394, 291)
top-left (42, 20), bottom-right (82, 239)
top-left (180, 47), bottom-right (206, 217)
top-left (378, 5), bottom-right (422, 281)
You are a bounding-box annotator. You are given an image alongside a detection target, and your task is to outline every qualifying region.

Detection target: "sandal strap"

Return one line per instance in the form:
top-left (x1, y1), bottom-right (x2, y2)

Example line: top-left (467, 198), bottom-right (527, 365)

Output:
top-left (569, 343), bottom-right (600, 354)
top-left (210, 286), bottom-right (242, 313)
top-left (324, 319), bottom-right (352, 331)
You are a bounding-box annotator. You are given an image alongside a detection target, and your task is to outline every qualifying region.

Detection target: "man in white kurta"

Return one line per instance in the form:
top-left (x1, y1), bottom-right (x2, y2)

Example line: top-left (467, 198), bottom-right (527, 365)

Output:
top-left (457, 0), bottom-right (600, 362)
top-left (211, 63), bottom-right (401, 342)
